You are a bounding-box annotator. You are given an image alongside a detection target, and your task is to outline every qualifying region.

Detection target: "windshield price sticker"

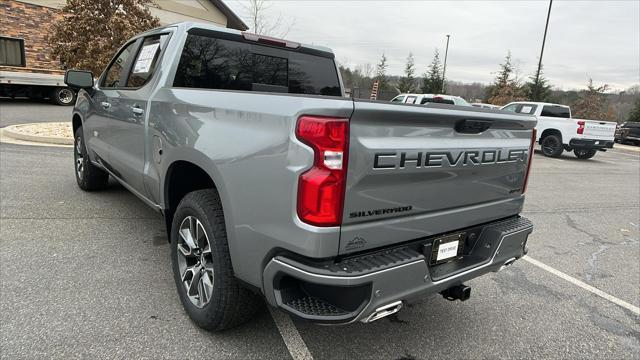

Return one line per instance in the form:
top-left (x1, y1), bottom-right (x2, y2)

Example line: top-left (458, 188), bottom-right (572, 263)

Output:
top-left (133, 43), bottom-right (160, 74)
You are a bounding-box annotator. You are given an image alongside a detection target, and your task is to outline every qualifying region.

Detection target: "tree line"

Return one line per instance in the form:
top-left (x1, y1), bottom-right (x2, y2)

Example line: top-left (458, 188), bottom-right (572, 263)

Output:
top-left (340, 50), bottom-right (639, 123)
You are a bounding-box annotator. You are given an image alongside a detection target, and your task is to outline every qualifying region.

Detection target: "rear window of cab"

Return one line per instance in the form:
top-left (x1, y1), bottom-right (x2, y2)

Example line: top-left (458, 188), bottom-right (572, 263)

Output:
top-left (173, 33), bottom-right (341, 96)
top-left (541, 105), bottom-right (570, 118)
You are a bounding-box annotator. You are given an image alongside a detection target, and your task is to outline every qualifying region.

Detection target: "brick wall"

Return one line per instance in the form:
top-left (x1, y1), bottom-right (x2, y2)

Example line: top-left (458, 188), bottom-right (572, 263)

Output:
top-left (0, 0), bottom-right (63, 71)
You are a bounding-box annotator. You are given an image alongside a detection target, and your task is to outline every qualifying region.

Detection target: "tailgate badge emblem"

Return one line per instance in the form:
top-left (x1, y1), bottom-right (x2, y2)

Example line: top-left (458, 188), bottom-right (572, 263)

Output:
top-left (346, 236), bottom-right (367, 251)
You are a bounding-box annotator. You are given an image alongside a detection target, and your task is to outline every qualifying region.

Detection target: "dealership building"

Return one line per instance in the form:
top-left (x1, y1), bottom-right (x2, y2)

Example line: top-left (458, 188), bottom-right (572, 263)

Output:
top-left (0, 0), bottom-right (247, 71)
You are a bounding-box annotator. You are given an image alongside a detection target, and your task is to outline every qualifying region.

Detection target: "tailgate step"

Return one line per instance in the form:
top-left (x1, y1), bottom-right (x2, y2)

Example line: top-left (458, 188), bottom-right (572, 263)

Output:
top-left (485, 216), bottom-right (533, 233)
top-left (284, 296), bottom-right (349, 317)
top-left (278, 247), bottom-right (424, 277)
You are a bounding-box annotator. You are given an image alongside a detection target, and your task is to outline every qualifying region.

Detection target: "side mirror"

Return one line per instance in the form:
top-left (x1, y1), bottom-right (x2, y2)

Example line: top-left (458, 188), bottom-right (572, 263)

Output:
top-left (64, 70), bottom-right (94, 89)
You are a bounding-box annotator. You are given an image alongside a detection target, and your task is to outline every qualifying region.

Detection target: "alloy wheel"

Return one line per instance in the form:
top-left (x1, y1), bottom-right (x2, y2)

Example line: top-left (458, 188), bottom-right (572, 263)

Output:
top-left (75, 136), bottom-right (84, 180)
top-left (543, 137), bottom-right (559, 155)
top-left (177, 216), bottom-right (215, 308)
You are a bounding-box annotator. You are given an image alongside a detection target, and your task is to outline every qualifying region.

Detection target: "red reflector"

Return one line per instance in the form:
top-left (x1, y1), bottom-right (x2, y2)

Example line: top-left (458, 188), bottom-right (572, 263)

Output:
top-left (296, 116), bottom-right (349, 226)
top-left (522, 128), bottom-right (537, 193)
top-left (577, 120), bottom-right (585, 135)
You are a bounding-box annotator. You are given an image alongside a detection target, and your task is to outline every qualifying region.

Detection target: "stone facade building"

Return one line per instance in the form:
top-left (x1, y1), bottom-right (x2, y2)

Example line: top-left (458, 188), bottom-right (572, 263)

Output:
top-left (0, 0), bottom-right (247, 72)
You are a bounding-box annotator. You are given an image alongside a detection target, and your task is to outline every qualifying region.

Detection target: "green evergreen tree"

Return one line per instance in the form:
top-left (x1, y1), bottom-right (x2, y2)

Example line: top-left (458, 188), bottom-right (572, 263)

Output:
top-left (487, 51), bottom-right (525, 105)
top-left (421, 49), bottom-right (443, 94)
top-left (525, 64), bottom-right (552, 102)
top-left (627, 97), bottom-right (640, 122)
top-left (573, 79), bottom-right (610, 120)
top-left (375, 53), bottom-right (389, 90)
top-left (397, 53), bottom-right (416, 93)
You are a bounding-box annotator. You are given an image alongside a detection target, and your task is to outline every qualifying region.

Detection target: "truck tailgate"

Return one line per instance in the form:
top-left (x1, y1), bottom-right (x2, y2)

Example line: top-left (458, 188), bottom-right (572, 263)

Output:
top-left (580, 119), bottom-right (616, 140)
top-left (339, 101), bottom-right (536, 255)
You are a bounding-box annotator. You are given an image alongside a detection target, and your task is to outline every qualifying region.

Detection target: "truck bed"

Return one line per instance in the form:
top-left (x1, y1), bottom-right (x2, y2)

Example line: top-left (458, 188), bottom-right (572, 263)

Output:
top-left (0, 69), bottom-right (66, 87)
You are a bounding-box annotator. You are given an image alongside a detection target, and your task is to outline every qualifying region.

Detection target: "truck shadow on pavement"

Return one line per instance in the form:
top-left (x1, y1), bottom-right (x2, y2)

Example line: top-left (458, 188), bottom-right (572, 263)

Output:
top-left (533, 150), bottom-right (611, 163)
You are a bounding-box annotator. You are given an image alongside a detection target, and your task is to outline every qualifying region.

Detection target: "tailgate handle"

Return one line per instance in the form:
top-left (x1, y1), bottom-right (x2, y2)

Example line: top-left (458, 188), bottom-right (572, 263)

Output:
top-left (455, 119), bottom-right (492, 134)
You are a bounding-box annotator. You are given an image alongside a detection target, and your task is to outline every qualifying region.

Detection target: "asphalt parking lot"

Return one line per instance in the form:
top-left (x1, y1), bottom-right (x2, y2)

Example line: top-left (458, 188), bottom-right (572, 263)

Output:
top-left (0, 99), bottom-right (72, 127)
top-left (0, 105), bottom-right (638, 359)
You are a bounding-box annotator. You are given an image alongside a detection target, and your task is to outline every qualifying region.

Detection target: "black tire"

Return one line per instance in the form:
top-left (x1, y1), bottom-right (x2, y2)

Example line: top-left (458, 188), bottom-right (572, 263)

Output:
top-left (51, 87), bottom-right (76, 106)
top-left (74, 127), bottom-right (109, 191)
top-left (171, 189), bottom-right (263, 331)
top-left (541, 134), bottom-right (563, 157)
top-left (574, 149), bottom-right (597, 159)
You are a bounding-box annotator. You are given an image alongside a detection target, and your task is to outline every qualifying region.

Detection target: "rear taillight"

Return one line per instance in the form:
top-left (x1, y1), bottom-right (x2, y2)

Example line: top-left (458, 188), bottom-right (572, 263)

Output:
top-left (577, 120), bottom-right (585, 134)
top-left (522, 128), bottom-right (537, 193)
top-left (296, 116), bottom-right (349, 227)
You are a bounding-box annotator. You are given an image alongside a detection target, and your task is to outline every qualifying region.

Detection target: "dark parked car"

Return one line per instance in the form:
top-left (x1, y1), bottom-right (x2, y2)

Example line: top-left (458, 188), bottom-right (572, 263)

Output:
top-left (615, 122), bottom-right (640, 145)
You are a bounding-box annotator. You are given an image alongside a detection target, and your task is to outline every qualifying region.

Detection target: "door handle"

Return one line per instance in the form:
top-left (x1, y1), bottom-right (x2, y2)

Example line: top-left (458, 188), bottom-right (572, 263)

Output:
top-left (100, 101), bottom-right (111, 109)
top-left (131, 106), bottom-right (144, 116)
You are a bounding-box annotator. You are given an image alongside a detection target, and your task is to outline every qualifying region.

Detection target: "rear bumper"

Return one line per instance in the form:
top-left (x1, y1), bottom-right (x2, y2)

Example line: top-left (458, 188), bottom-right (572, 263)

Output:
top-left (569, 138), bottom-right (614, 150)
top-left (262, 216), bottom-right (533, 324)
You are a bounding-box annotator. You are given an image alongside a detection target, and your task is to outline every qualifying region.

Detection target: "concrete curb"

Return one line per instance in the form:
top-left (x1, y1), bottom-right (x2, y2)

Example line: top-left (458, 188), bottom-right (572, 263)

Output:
top-left (0, 128), bottom-right (72, 148)
top-left (2, 123), bottom-right (73, 145)
top-left (614, 143), bottom-right (640, 153)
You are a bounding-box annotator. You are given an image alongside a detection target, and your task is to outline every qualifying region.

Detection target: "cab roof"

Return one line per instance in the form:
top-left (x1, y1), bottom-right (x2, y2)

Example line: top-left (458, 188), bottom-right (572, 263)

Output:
top-left (139, 21), bottom-right (334, 56)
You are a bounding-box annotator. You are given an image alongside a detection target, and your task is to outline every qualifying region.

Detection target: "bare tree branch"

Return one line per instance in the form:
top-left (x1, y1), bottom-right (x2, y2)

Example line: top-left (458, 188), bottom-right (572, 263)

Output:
top-left (241, 0), bottom-right (295, 38)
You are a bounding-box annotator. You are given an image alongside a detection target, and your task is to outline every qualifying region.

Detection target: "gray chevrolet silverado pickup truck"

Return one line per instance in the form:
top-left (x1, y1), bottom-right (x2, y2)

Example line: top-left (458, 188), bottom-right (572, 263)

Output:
top-left (65, 22), bottom-right (536, 331)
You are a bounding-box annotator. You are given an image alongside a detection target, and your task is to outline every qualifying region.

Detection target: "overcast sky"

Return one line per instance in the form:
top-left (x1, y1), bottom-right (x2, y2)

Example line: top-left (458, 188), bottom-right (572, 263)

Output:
top-left (225, 0), bottom-right (640, 92)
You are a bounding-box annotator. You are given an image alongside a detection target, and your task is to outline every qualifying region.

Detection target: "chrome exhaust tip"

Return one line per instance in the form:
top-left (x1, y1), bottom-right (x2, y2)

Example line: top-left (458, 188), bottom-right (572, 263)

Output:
top-left (363, 301), bottom-right (403, 323)
top-left (499, 257), bottom-right (517, 271)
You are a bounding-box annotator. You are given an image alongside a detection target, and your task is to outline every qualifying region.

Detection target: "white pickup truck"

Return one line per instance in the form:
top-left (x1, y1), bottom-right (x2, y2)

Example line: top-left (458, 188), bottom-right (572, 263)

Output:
top-left (501, 102), bottom-right (616, 159)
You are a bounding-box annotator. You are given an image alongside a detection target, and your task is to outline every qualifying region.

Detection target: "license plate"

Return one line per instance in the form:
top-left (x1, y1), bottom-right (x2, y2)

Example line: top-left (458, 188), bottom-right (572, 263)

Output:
top-left (430, 232), bottom-right (465, 265)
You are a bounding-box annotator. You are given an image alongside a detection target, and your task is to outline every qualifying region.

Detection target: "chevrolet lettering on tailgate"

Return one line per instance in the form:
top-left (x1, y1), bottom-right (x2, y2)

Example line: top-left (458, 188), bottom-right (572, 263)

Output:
top-left (373, 148), bottom-right (529, 169)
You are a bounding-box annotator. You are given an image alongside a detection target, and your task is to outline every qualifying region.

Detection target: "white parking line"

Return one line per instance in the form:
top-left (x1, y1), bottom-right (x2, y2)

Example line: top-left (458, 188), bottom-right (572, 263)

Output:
top-left (523, 256), bottom-right (640, 315)
top-left (269, 307), bottom-right (314, 360)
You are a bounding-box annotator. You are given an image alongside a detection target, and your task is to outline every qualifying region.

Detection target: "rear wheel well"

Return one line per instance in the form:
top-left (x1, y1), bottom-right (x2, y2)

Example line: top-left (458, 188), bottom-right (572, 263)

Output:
top-left (164, 161), bottom-right (216, 235)
top-left (72, 114), bottom-right (82, 135)
top-left (539, 129), bottom-right (562, 144)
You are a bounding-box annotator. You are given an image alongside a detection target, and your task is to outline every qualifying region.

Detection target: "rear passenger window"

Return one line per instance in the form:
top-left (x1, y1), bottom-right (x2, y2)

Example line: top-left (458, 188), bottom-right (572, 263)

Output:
top-left (126, 34), bottom-right (169, 88)
top-left (517, 104), bottom-right (537, 115)
top-left (541, 105), bottom-right (570, 118)
top-left (173, 34), bottom-right (341, 96)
